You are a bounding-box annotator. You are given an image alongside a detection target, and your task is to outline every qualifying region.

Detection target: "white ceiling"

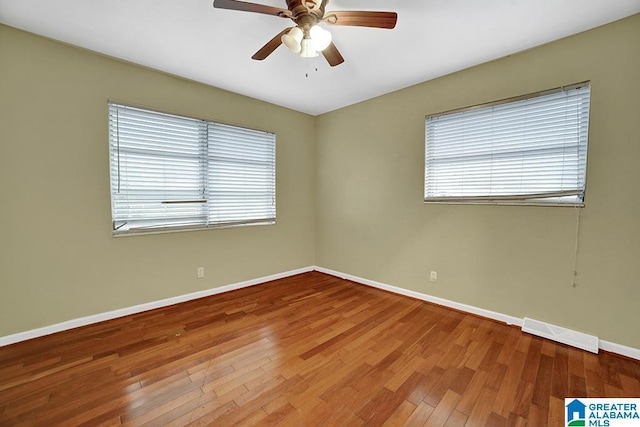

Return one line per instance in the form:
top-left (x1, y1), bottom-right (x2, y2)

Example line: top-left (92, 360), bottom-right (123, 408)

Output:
top-left (1, 0), bottom-right (639, 115)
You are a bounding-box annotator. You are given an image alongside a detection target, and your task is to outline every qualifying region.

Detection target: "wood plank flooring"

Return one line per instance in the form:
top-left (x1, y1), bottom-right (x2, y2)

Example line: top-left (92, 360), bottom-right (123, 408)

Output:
top-left (1, 271), bottom-right (639, 426)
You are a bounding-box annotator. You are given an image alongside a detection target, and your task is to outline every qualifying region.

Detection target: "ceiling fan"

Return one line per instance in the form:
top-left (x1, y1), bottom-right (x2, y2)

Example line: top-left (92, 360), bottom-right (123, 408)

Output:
top-left (212, 0), bottom-right (398, 66)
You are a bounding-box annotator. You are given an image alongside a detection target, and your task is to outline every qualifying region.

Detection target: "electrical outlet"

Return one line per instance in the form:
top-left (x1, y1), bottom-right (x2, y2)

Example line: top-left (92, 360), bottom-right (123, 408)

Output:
top-left (197, 267), bottom-right (204, 279)
top-left (430, 271), bottom-right (438, 283)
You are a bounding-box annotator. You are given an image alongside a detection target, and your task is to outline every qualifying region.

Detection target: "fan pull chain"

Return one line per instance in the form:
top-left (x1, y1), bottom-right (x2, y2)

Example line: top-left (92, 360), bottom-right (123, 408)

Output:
top-left (305, 57), bottom-right (320, 78)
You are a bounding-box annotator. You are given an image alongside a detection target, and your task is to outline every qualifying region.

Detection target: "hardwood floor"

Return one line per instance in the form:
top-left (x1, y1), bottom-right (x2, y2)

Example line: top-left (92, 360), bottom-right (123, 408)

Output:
top-left (1, 271), bottom-right (639, 426)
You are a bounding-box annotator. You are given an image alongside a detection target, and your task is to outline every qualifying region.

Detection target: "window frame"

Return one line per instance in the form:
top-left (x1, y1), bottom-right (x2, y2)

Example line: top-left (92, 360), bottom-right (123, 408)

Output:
top-left (424, 82), bottom-right (591, 207)
top-left (108, 101), bottom-right (276, 236)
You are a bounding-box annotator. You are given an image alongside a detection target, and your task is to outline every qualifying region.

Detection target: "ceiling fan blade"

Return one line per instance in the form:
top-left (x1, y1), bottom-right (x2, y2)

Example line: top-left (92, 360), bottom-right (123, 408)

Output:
top-left (322, 42), bottom-right (344, 67)
top-left (252, 27), bottom-right (292, 61)
top-left (325, 11), bottom-right (397, 29)
top-left (213, 0), bottom-right (287, 17)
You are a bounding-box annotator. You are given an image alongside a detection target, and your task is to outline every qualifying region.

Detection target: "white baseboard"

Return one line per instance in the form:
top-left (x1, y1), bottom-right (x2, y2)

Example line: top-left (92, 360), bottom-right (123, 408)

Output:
top-left (314, 266), bottom-right (523, 327)
top-left (599, 340), bottom-right (640, 361)
top-left (313, 266), bottom-right (640, 361)
top-left (0, 266), bottom-right (314, 348)
top-left (3, 265), bottom-right (639, 361)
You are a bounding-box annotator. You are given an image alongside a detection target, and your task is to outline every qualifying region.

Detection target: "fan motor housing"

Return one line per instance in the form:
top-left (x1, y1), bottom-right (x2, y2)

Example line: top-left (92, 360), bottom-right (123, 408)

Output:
top-left (286, 0), bottom-right (326, 22)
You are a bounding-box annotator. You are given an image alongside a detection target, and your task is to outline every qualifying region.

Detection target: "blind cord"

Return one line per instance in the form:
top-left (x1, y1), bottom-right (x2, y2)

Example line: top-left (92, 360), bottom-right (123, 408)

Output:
top-left (571, 205), bottom-right (581, 287)
top-left (116, 108), bottom-right (121, 194)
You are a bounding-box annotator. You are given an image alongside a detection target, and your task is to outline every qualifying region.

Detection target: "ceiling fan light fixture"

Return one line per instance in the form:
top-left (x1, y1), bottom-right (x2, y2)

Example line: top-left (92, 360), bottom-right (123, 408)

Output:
top-left (309, 25), bottom-right (332, 51)
top-left (212, 0), bottom-right (397, 67)
top-left (299, 38), bottom-right (318, 58)
top-left (281, 27), bottom-right (303, 53)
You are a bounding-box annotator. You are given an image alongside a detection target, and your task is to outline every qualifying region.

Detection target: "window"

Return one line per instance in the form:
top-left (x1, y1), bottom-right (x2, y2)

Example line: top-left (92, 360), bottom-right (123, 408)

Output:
top-left (108, 102), bottom-right (275, 235)
top-left (424, 83), bottom-right (591, 206)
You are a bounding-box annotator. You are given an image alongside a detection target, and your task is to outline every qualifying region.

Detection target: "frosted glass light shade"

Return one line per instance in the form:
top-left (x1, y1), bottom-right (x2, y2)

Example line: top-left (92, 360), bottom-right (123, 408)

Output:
top-left (299, 38), bottom-right (318, 58)
top-left (310, 25), bottom-right (332, 51)
top-left (282, 27), bottom-right (303, 53)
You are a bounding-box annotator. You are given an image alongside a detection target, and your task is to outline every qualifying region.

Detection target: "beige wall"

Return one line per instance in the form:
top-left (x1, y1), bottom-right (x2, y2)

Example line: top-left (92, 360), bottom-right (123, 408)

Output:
top-left (2, 15), bottom-right (639, 348)
top-left (0, 25), bottom-right (316, 337)
top-left (316, 15), bottom-right (640, 348)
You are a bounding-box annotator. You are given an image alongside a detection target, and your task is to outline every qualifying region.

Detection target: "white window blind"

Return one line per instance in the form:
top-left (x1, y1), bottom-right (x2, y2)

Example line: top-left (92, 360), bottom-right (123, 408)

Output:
top-left (207, 123), bottom-right (276, 226)
top-left (425, 83), bottom-right (591, 205)
top-left (109, 103), bottom-right (275, 235)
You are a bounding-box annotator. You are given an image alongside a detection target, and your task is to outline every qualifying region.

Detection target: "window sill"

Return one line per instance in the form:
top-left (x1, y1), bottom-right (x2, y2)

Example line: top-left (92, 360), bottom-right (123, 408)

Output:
top-left (423, 200), bottom-right (585, 208)
top-left (112, 220), bottom-right (276, 237)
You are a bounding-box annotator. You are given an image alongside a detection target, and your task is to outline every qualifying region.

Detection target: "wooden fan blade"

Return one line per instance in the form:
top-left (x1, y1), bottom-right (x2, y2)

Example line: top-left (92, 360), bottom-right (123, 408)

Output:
top-left (322, 42), bottom-right (344, 67)
top-left (252, 27), bottom-right (292, 60)
top-left (213, 0), bottom-right (287, 17)
top-left (325, 11), bottom-right (397, 29)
